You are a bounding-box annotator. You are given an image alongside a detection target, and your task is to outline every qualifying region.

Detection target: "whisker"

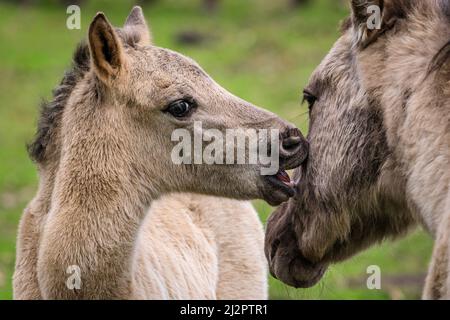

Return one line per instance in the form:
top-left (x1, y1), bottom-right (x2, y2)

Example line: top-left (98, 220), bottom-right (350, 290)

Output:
top-left (289, 110), bottom-right (309, 121)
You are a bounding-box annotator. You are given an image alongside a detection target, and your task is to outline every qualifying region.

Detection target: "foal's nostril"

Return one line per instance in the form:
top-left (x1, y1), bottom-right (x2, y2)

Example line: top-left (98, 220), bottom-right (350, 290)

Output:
top-left (280, 128), bottom-right (303, 157)
top-left (282, 136), bottom-right (302, 150)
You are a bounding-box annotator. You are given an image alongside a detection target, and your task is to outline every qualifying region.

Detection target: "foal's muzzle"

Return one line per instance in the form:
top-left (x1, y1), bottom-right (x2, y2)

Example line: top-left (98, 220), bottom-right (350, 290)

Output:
top-left (279, 127), bottom-right (309, 170)
top-left (259, 126), bottom-right (308, 206)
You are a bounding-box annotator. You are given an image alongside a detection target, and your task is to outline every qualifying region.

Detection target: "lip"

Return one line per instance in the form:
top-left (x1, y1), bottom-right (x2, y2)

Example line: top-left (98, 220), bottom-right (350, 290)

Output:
top-left (266, 225), bottom-right (329, 288)
top-left (261, 169), bottom-right (296, 206)
top-left (260, 135), bottom-right (308, 206)
top-left (265, 200), bottom-right (329, 289)
top-left (281, 259), bottom-right (328, 289)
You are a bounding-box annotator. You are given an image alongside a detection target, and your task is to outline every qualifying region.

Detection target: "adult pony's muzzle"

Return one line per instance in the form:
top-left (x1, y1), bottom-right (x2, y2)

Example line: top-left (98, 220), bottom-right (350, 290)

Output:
top-left (265, 201), bottom-right (328, 288)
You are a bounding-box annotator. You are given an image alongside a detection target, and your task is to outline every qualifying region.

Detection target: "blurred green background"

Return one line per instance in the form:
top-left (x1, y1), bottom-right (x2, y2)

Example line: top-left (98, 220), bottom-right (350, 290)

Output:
top-left (0, 0), bottom-right (433, 300)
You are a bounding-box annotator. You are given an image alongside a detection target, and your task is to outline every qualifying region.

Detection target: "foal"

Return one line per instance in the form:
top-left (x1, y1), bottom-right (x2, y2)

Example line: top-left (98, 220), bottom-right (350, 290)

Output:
top-left (14, 7), bottom-right (307, 299)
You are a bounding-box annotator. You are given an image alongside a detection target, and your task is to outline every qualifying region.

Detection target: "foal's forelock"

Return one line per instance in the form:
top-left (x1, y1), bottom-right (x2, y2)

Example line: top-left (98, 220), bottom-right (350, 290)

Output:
top-left (27, 28), bottom-right (144, 163)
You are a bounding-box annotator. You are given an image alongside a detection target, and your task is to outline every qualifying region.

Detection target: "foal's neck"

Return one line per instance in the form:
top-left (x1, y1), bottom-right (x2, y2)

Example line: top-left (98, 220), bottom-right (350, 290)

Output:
top-left (38, 101), bottom-right (154, 299)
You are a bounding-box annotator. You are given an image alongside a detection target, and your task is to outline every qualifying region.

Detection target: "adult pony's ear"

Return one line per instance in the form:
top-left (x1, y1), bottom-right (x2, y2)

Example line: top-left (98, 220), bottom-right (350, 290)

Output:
top-left (350, 0), bottom-right (408, 48)
top-left (88, 12), bottom-right (126, 83)
top-left (124, 6), bottom-right (152, 46)
top-left (351, 0), bottom-right (384, 48)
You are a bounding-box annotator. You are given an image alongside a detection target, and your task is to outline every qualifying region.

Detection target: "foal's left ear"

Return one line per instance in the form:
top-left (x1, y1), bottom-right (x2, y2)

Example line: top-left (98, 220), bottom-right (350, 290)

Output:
top-left (350, 0), bottom-right (403, 48)
top-left (124, 6), bottom-right (152, 46)
top-left (88, 12), bottom-right (125, 83)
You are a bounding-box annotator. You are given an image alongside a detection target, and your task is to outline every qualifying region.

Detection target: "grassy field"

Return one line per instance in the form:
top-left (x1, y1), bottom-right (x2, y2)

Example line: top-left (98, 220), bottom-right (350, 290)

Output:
top-left (0, 0), bottom-right (433, 300)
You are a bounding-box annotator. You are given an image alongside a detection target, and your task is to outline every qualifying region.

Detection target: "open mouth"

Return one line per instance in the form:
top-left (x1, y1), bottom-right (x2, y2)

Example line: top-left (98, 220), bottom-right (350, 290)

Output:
top-left (262, 169), bottom-right (296, 206)
top-left (274, 169), bottom-right (295, 188)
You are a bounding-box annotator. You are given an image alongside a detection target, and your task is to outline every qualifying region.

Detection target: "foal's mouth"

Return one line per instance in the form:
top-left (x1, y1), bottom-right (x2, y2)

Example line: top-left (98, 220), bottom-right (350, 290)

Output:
top-left (260, 130), bottom-right (308, 206)
top-left (262, 169), bottom-right (296, 206)
top-left (274, 169), bottom-right (295, 188)
top-left (267, 169), bottom-right (295, 189)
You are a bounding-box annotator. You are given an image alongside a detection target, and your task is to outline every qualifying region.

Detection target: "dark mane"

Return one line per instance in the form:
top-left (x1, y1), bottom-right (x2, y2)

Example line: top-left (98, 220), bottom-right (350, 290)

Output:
top-left (27, 41), bottom-right (90, 163)
top-left (27, 27), bottom-right (142, 164)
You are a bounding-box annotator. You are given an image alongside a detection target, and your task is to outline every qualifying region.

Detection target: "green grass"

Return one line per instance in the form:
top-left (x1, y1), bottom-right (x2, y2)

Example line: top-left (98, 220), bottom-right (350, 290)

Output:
top-left (0, 0), bottom-right (433, 300)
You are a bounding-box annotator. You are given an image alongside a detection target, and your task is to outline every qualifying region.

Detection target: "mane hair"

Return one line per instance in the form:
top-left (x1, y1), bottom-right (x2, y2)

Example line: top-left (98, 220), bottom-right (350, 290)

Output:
top-left (27, 28), bottom-right (142, 163)
top-left (27, 41), bottom-right (90, 163)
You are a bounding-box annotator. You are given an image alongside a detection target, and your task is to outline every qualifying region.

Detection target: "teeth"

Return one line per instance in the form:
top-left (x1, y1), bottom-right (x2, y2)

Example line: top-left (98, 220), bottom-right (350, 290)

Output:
top-left (276, 170), bottom-right (294, 187)
top-left (278, 171), bottom-right (289, 182)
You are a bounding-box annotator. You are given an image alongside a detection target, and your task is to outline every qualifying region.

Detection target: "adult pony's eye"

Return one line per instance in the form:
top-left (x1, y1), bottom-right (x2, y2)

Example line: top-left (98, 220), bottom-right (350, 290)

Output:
top-left (302, 90), bottom-right (317, 111)
top-left (165, 99), bottom-right (195, 118)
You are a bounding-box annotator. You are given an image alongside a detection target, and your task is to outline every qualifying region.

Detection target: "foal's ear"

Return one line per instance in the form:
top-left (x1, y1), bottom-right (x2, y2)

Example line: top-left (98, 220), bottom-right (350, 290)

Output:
top-left (350, 0), bottom-right (402, 48)
top-left (88, 12), bottom-right (125, 83)
top-left (124, 6), bottom-right (152, 46)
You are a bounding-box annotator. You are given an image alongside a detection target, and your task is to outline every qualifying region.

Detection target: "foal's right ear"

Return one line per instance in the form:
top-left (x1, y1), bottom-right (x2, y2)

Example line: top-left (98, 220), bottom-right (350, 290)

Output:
top-left (88, 13), bottom-right (125, 83)
top-left (124, 6), bottom-right (152, 45)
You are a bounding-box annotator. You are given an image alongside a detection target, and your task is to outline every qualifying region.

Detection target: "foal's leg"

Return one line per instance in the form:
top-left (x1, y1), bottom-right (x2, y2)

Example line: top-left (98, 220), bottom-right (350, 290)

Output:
top-left (13, 203), bottom-right (46, 299)
top-left (13, 168), bottom-right (56, 299)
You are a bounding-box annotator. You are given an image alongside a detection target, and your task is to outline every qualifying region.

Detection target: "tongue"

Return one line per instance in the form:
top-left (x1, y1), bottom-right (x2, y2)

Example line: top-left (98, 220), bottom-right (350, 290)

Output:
top-left (277, 170), bottom-right (292, 184)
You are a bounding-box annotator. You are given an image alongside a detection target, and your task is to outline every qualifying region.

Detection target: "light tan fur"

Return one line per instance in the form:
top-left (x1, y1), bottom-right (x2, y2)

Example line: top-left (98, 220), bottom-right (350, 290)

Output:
top-left (134, 194), bottom-right (267, 299)
top-left (13, 7), bottom-right (307, 299)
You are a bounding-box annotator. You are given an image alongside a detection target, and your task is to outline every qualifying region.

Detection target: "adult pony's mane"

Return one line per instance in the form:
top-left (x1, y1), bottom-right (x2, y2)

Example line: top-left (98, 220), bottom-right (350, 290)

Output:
top-left (339, 0), bottom-right (450, 77)
top-left (27, 28), bottom-right (142, 163)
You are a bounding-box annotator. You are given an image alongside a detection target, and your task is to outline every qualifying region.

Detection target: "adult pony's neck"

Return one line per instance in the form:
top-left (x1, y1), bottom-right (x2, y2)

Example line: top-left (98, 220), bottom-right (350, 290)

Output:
top-left (378, 3), bottom-right (450, 232)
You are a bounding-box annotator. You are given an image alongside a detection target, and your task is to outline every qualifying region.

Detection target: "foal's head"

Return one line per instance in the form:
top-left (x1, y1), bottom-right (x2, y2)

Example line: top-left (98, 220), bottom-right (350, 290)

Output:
top-left (44, 7), bottom-right (307, 205)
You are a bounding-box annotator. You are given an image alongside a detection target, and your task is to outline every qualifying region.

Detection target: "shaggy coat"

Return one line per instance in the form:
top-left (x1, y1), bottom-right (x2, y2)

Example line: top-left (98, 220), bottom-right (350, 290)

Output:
top-left (265, 0), bottom-right (450, 299)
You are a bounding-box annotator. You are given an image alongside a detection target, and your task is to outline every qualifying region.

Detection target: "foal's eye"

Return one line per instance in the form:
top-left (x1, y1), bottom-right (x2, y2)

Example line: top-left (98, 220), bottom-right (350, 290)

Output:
top-left (302, 90), bottom-right (317, 111)
top-left (165, 99), bottom-right (195, 118)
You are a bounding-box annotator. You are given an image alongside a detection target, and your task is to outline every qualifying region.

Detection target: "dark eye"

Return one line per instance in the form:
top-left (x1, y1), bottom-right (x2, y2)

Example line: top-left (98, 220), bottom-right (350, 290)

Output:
top-left (165, 99), bottom-right (195, 118)
top-left (302, 90), bottom-right (317, 110)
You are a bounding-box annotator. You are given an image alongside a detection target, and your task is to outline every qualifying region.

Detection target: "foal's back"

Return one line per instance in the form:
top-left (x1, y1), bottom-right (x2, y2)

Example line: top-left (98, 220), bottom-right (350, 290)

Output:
top-left (133, 193), bottom-right (267, 299)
